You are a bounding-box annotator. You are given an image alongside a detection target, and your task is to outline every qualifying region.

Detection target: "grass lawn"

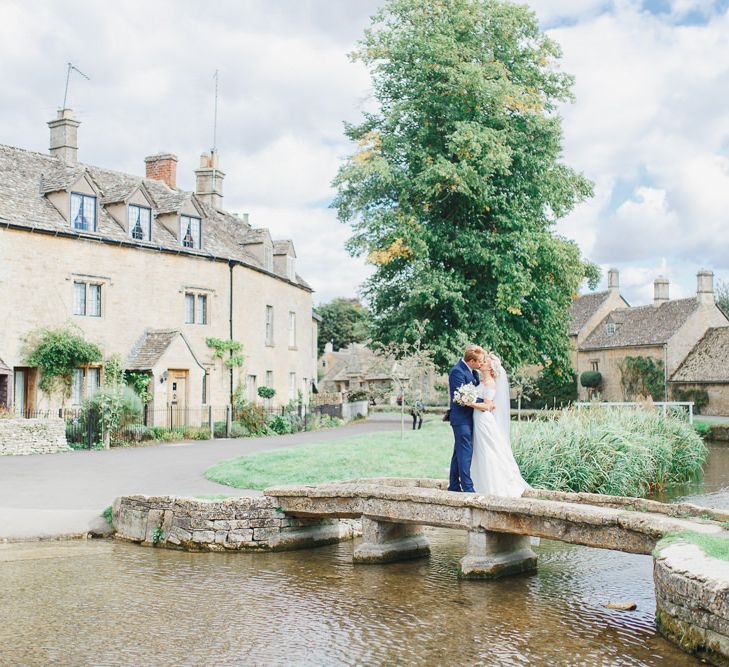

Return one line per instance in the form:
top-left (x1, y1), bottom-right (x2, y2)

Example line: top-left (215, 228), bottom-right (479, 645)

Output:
top-left (205, 419), bottom-right (454, 489)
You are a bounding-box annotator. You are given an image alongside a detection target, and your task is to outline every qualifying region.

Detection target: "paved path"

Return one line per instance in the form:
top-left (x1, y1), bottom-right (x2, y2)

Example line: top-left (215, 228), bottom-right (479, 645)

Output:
top-left (0, 414), bottom-right (405, 541)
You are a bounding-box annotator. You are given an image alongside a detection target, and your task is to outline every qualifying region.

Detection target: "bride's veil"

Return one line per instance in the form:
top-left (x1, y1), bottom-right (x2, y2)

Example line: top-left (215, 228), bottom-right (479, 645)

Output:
top-left (493, 357), bottom-right (511, 446)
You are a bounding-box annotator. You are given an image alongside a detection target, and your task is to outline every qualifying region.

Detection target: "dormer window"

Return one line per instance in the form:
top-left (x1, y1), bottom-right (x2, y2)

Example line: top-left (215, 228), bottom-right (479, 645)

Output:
top-left (264, 244), bottom-right (273, 271)
top-left (287, 256), bottom-right (296, 281)
top-left (70, 193), bottom-right (96, 231)
top-left (606, 322), bottom-right (615, 336)
top-left (129, 205), bottom-right (152, 241)
top-left (181, 215), bottom-right (201, 249)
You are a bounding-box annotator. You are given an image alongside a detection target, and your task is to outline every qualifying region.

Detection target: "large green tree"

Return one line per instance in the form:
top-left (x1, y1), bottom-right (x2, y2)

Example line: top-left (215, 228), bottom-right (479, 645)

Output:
top-left (333, 0), bottom-right (599, 371)
top-left (317, 298), bottom-right (371, 354)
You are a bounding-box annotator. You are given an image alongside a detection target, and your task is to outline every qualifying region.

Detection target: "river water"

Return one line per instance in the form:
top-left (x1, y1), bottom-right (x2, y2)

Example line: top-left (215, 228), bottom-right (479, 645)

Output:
top-left (2, 444), bottom-right (729, 666)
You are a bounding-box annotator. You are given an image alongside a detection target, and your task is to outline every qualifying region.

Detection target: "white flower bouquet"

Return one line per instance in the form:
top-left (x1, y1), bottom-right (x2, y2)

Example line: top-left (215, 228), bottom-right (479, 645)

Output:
top-left (453, 383), bottom-right (478, 407)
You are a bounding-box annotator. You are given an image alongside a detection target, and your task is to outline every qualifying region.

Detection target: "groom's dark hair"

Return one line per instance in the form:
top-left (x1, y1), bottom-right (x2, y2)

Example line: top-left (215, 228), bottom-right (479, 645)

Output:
top-left (463, 345), bottom-right (485, 363)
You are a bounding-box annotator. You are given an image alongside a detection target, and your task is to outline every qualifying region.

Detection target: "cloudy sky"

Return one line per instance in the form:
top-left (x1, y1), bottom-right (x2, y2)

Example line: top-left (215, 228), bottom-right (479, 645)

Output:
top-left (1, 0), bottom-right (728, 306)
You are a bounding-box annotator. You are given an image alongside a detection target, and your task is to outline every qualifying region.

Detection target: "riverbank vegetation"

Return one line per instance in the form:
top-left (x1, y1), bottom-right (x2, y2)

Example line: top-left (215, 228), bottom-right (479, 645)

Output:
top-left (206, 409), bottom-right (707, 497)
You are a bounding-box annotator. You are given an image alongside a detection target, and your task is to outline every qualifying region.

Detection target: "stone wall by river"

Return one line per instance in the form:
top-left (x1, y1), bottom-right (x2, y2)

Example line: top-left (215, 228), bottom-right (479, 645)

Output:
top-left (113, 495), bottom-right (359, 551)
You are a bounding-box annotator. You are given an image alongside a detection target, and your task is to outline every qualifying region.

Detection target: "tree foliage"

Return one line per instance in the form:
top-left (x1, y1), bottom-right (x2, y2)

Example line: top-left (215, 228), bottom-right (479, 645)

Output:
top-left (316, 298), bottom-right (371, 355)
top-left (333, 0), bottom-right (598, 371)
top-left (24, 326), bottom-right (102, 395)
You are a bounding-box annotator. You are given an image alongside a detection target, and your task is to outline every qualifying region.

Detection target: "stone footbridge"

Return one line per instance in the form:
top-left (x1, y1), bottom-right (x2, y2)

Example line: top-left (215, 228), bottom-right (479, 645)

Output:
top-left (115, 478), bottom-right (729, 664)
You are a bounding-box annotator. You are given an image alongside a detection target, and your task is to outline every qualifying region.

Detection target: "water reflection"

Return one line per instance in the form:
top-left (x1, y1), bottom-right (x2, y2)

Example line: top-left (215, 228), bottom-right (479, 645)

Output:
top-left (3, 444), bottom-right (729, 665)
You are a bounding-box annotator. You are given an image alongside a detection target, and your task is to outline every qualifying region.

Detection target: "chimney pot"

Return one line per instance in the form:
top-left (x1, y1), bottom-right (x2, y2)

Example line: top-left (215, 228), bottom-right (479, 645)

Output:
top-left (48, 108), bottom-right (80, 164)
top-left (608, 267), bottom-right (619, 291)
top-left (195, 150), bottom-right (225, 210)
top-left (654, 276), bottom-right (669, 306)
top-left (697, 269), bottom-right (715, 305)
top-left (145, 153), bottom-right (178, 189)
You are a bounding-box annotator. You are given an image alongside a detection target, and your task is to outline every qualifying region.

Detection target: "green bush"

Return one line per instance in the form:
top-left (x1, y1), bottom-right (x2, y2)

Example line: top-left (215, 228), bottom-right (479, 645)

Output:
top-left (230, 422), bottom-right (249, 438)
top-left (235, 403), bottom-right (268, 435)
top-left (532, 369), bottom-right (577, 409)
top-left (580, 371), bottom-right (602, 389)
top-left (512, 407), bottom-right (707, 496)
top-left (257, 386), bottom-right (276, 400)
top-left (267, 414), bottom-right (293, 435)
top-left (672, 387), bottom-right (710, 415)
top-left (346, 389), bottom-right (369, 402)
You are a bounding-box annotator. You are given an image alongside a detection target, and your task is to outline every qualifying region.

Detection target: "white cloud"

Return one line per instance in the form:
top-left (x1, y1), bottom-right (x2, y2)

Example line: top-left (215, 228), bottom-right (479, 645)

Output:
top-left (2, 0), bottom-right (729, 307)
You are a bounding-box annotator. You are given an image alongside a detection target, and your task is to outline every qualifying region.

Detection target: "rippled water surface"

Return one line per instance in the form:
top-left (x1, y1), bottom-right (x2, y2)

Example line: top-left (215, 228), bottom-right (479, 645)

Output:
top-left (2, 443), bottom-right (728, 666)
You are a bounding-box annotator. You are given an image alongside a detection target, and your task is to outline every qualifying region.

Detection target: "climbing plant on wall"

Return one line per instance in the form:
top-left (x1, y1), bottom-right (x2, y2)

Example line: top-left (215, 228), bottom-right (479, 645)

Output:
top-left (619, 356), bottom-right (665, 400)
top-left (24, 326), bottom-right (102, 396)
top-left (205, 338), bottom-right (245, 369)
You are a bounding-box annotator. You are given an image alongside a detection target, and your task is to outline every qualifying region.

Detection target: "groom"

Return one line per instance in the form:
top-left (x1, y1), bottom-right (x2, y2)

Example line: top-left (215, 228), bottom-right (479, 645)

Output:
top-left (448, 345), bottom-right (493, 493)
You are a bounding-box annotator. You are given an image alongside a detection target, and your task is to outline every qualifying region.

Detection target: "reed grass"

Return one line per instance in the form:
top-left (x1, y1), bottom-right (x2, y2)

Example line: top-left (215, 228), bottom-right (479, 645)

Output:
top-left (206, 408), bottom-right (706, 498)
top-left (512, 408), bottom-right (707, 497)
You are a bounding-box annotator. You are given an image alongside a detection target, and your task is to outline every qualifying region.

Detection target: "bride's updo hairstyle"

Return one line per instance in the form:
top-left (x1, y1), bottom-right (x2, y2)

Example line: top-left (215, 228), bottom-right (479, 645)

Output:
top-left (486, 353), bottom-right (502, 379)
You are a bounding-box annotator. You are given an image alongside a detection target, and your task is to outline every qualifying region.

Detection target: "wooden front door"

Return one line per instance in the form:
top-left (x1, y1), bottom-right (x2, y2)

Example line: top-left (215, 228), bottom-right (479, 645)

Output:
top-left (167, 370), bottom-right (188, 427)
top-left (13, 368), bottom-right (35, 416)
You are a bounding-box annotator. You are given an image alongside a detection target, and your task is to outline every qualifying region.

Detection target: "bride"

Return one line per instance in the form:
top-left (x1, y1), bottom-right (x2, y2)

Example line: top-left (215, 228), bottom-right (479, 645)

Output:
top-left (471, 353), bottom-right (530, 497)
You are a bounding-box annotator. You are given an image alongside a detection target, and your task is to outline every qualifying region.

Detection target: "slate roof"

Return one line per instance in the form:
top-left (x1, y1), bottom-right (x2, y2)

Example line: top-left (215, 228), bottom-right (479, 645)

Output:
top-left (670, 327), bottom-right (729, 383)
top-left (320, 344), bottom-right (400, 385)
top-left (579, 298), bottom-right (700, 350)
top-left (273, 240), bottom-right (296, 257)
top-left (569, 291), bottom-right (612, 336)
top-left (0, 356), bottom-right (10, 373)
top-left (0, 143), bottom-right (310, 290)
top-left (126, 329), bottom-right (203, 370)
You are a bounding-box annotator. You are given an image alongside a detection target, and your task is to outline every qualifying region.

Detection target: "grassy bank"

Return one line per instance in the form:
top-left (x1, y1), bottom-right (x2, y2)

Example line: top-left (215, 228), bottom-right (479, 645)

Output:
top-left (206, 409), bottom-right (707, 497)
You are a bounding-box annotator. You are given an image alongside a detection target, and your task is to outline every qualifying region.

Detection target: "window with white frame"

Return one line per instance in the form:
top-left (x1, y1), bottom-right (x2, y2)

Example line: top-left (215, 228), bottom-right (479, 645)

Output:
top-left (264, 244), bottom-right (273, 271)
top-left (289, 372), bottom-right (296, 401)
top-left (71, 366), bottom-right (101, 405)
top-left (70, 192), bottom-right (97, 231)
top-left (184, 292), bottom-right (208, 325)
top-left (265, 370), bottom-right (273, 389)
top-left (265, 305), bottom-right (274, 345)
top-left (287, 256), bottom-right (296, 281)
top-left (129, 204), bottom-right (152, 241)
top-left (288, 311), bottom-right (297, 348)
top-left (606, 322), bottom-right (615, 336)
top-left (180, 215), bottom-right (202, 249)
top-left (73, 281), bottom-right (101, 317)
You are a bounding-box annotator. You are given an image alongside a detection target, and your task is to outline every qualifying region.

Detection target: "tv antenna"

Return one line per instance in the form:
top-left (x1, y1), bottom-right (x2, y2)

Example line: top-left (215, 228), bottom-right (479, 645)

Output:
top-left (212, 69), bottom-right (220, 153)
top-left (62, 62), bottom-right (90, 109)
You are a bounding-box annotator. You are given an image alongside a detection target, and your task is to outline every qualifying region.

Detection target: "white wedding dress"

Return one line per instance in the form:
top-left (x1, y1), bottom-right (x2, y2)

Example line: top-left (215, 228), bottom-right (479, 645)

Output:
top-left (471, 381), bottom-right (530, 497)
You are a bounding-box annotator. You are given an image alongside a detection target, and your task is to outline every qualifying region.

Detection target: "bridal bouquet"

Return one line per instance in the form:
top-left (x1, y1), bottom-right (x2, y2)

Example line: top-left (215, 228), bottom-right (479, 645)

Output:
top-left (453, 383), bottom-right (478, 407)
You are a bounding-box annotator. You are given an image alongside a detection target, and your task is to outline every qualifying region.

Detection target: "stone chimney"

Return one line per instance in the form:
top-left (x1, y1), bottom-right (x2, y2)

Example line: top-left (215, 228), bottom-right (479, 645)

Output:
top-left (195, 150), bottom-right (225, 210)
top-left (145, 153), bottom-right (178, 189)
top-left (48, 108), bottom-right (80, 163)
top-left (697, 269), bottom-right (715, 305)
top-left (608, 268), bottom-right (619, 292)
top-left (654, 276), bottom-right (669, 306)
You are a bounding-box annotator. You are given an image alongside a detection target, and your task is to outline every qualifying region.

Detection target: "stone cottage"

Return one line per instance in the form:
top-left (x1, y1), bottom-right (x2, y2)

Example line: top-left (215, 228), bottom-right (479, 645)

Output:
top-left (0, 108), bottom-right (318, 420)
top-left (575, 271), bottom-right (728, 401)
top-left (569, 268), bottom-right (630, 373)
top-left (669, 327), bottom-right (729, 416)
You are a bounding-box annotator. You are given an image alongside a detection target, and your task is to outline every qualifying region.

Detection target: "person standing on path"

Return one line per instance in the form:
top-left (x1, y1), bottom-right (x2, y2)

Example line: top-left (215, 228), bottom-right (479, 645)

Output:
top-left (411, 399), bottom-right (424, 430)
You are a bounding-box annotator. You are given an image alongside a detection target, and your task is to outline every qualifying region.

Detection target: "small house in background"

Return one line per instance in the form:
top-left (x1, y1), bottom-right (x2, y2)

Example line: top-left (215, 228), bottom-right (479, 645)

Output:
top-left (568, 268), bottom-right (630, 372)
top-left (670, 327), bottom-right (729, 415)
top-left (575, 270), bottom-right (728, 401)
top-left (318, 342), bottom-right (447, 404)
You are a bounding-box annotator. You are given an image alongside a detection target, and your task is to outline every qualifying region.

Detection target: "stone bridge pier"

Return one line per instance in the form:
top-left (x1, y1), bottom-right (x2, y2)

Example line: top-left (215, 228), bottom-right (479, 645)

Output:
top-left (353, 517), bottom-right (430, 563)
top-left (461, 529), bottom-right (537, 579)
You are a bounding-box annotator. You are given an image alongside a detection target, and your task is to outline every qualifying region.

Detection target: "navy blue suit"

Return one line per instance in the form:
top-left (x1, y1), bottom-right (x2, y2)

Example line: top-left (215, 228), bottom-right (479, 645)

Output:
top-left (448, 359), bottom-right (480, 492)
